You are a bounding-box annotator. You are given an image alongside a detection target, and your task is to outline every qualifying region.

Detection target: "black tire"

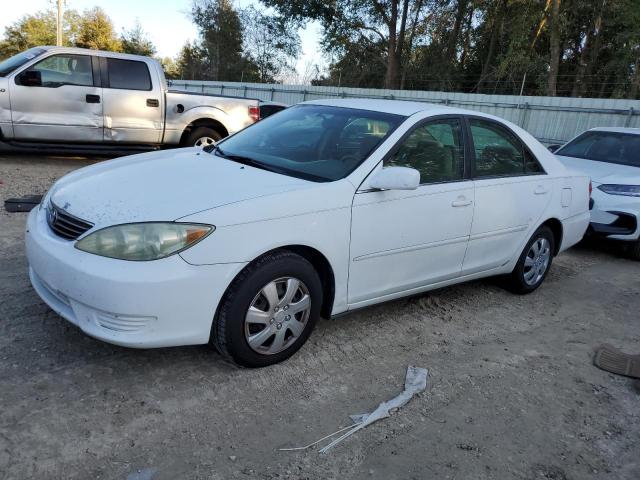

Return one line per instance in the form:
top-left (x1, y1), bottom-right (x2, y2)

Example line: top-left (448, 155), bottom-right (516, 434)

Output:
top-left (507, 225), bottom-right (555, 294)
top-left (211, 250), bottom-right (323, 367)
top-left (184, 126), bottom-right (222, 148)
top-left (625, 240), bottom-right (640, 261)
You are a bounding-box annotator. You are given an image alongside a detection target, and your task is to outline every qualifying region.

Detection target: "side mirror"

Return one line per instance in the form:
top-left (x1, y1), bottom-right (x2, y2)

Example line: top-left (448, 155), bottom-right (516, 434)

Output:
top-left (547, 144), bottom-right (561, 153)
top-left (17, 70), bottom-right (42, 87)
top-left (369, 166), bottom-right (420, 191)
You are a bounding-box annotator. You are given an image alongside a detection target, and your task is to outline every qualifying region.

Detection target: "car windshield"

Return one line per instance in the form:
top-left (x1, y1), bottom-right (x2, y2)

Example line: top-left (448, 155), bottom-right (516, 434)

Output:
top-left (556, 131), bottom-right (640, 167)
top-left (211, 104), bottom-right (405, 182)
top-left (0, 48), bottom-right (47, 77)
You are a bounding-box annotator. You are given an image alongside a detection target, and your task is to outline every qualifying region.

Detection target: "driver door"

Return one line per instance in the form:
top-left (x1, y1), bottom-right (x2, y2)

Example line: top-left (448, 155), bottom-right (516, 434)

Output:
top-left (348, 117), bottom-right (475, 306)
top-left (10, 53), bottom-right (103, 142)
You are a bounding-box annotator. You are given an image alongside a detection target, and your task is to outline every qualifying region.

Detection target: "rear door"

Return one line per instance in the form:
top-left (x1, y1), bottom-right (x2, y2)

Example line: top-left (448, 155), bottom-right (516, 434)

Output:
top-left (101, 57), bottom-right (163, 144)
top-left (462, 117), bottom-right (551, 274)
top-left (10, 53), bottom-right (103, 142)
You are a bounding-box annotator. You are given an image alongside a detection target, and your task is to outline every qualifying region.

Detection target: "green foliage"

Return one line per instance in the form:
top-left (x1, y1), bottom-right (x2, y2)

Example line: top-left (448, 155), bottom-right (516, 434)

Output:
top-left (121, 21), bottom-right (157, 57)
top-left (0, 7), bottom-right (133, 61)
top-left (74, 7), bottom-right (122, 52)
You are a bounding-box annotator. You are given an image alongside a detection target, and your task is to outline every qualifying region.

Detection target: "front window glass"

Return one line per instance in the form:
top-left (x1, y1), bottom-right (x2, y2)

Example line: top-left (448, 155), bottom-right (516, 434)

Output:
top-left (556, 131), bottom-right (640, 167)
top-left (385, 118), bottom-right (465, 184)
top-left (212, 105), bottom-right (405, 182)
top-left (0, 48), bottom-right (46, 77)
top-left (28, 54), bottom-right (93, 87)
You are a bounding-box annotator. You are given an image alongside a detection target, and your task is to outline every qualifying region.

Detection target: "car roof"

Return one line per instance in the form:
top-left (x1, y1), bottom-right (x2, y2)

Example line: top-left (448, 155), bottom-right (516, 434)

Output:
top-left (303, 98), bottom-right (474, 117)
top-left (588, 127), bottom-right (640, 135)
top-left (38, 45), bottom-right (158, 63)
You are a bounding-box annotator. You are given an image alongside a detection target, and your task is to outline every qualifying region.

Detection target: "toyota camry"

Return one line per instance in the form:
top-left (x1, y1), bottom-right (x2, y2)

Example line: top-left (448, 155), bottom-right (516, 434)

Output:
top-left (26, 99), bottom-right (591, 367)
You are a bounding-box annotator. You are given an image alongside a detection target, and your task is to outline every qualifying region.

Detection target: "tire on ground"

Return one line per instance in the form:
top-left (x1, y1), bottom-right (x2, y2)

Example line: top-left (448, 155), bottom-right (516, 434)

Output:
top-left (184, 126), bottom-right (223, 148)
top-left (506, 225), bottom-right (555, 294)
top-left (211, 250), bottom-right (323, 367)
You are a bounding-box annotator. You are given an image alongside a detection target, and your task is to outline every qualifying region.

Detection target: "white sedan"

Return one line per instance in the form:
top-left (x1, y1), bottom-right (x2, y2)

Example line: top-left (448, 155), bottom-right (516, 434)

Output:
top-left (553, 127), bottom-right (640, 259)
top-left (26, 99), bottom-right (591, 367)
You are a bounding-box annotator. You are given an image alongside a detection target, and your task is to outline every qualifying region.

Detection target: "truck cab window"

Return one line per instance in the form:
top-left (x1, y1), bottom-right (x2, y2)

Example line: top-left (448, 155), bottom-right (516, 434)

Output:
top-left (107, 58), bottom-right (152, 91)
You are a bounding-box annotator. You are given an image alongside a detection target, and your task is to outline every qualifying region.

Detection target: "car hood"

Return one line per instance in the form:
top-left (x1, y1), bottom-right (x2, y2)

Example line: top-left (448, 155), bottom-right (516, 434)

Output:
top-left (49, 148), bottom-right (310, 227)
top-left (555, 154), bottom-right (640, 185)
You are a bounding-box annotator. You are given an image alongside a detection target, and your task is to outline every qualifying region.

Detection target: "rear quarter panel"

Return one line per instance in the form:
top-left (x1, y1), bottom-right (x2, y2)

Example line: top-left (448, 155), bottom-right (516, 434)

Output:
top-left (164, 92), bottom-right (257, 144)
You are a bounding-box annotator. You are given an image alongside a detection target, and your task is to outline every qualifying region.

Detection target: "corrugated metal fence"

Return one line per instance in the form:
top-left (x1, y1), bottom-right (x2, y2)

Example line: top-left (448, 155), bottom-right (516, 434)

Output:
top-left (170, 80), bottom-right (640, 144)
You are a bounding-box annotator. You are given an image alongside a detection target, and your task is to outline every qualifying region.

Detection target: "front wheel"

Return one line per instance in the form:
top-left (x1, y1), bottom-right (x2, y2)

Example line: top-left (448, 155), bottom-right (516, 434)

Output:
top-left (211, 250), bottom-right (322, 367)
top-left (507, 226), bottom-right (555, 294)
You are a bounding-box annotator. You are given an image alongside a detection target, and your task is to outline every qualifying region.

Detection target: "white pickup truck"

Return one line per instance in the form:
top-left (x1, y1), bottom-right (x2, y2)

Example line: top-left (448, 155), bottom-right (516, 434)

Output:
top-left (0, 46), bottom-right (284, 150)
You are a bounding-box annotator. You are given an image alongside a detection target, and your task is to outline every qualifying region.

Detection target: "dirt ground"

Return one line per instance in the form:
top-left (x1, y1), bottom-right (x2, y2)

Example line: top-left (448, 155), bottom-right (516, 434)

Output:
top-left (1, 152), bottom-right (639, 480)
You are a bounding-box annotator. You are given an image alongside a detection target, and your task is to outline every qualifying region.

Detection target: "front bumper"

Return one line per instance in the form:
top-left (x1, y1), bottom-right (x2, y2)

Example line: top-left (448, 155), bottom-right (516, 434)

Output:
top-left (588, 187), bottom-right (640, 241)
top-left (25, 207), bottom-right (246, 348)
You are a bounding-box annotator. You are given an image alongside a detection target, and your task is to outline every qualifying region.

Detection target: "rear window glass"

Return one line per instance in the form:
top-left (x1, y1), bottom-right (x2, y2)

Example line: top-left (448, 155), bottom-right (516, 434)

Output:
top-left (107, 58), bottom-right (151, 91)
top-left (557, 131), bottom-right (640, 167)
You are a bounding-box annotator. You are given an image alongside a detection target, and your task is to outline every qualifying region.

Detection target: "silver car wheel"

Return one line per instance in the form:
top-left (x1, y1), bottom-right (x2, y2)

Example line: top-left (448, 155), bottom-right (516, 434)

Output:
top-left (244, 277), bottom-right (311, 355)
top-left (523, 237), bottom-right (551, 286)
top-left (194, 136), bottom-right (217, 147)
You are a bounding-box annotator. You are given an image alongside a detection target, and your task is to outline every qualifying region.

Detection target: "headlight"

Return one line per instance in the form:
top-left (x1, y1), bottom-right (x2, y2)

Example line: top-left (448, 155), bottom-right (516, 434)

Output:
top-left (597, 184), bottom-right (640, 197)
top-left (75, 223), bottom-right (214, 261)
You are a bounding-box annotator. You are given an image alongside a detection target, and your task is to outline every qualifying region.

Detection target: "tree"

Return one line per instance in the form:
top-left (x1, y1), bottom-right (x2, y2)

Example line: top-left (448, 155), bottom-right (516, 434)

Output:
top-left (121, 20), bottom-right (156, 57)
top-left (262, 0), bottom-right (430, 89)
top-left (547, 0), bottom-right (562, 96)
top-left (190, 0), bottom-right (245, 81)
top-left (0, 10), bottom-right (80, 59)
top-left (240, 6), bottom-right (300, 82)
top-left (75, 7), bottom-right (121, 52)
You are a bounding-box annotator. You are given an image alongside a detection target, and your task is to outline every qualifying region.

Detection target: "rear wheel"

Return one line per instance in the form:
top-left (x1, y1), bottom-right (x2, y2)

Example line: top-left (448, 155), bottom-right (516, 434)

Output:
top-left (507, 226), bottom-right (555, 294)
top-left (212, 250), bottom-right (322, 367)
top-left (185, 126), bottom-right (222, 148)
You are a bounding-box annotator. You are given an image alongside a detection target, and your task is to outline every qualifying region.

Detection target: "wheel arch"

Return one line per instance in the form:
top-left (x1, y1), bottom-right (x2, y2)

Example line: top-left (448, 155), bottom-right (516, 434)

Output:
top-left (180, 118), bottom-right (229, 146)
top-left (540, 218), bottom-right (563, 256)
top-left (218, 245), bottom-right (336, 321)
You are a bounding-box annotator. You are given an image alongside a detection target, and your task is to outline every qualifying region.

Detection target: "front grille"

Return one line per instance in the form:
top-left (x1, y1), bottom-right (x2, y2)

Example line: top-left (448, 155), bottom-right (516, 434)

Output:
top-left (47, 202), bottom-right (93, 240)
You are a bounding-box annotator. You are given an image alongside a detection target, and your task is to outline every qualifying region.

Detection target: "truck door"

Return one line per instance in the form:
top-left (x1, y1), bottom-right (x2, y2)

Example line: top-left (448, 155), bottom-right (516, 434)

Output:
top-left (10, 53), bottom-right (103, 142)
top-left (100, 57), bottom-right (163, 144)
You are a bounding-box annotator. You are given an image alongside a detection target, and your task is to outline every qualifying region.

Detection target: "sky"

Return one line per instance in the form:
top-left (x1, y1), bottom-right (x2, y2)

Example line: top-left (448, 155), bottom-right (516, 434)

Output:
top-left (0, 0), bottom-right (325, 77)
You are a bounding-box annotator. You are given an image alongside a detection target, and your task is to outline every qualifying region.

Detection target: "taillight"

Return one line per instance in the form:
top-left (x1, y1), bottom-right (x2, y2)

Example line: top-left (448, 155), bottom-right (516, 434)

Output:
top-left (589, 180), bottom-right (593, 196)
top-left (248, 105), bottom-right (260, 122)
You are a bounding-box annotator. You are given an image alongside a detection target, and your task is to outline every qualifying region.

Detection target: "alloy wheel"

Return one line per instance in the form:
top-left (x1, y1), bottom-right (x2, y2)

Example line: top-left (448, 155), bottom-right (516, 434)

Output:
top-left (244, 277), bottom-right (311, 355)
top-left (194, 136), bottom-right (217, 147)
top-left (523, 237), bottom-right (551, 286)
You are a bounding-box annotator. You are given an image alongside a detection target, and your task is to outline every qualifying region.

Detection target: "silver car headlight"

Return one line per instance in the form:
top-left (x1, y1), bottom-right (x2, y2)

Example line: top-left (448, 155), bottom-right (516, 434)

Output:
top-left (75, 222), bottom-right (214, 261)
top-left (597, 184), bottom-right (640, 197)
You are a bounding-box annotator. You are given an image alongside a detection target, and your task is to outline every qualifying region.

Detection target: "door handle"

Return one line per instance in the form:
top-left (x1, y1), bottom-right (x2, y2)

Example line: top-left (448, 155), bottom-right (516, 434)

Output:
top-left (146, 98), bottom-right (159, 107)
top-left (451, 197), bottom-right (473, 207)
top-left (85, 94), bottom-right (100, 103)
top-left (534, 186), bottom-right (548, 195)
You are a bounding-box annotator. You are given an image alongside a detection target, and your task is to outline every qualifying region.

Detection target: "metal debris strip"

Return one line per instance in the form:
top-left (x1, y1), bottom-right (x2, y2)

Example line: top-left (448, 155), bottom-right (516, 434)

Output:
top-left (279, 366), bottom-right (428, 454)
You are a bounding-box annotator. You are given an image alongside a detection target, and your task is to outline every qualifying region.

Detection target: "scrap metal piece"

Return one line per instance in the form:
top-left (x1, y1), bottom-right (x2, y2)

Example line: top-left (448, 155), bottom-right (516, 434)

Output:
top-left (280, 366), bottom-right (428, 454)
top-left (319, 365), bottom-right (428, 453)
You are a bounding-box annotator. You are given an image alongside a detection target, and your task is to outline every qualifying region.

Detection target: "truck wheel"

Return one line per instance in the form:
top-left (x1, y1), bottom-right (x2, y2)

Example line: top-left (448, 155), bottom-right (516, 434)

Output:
top-left (185, 127), bottom-right (222, 148)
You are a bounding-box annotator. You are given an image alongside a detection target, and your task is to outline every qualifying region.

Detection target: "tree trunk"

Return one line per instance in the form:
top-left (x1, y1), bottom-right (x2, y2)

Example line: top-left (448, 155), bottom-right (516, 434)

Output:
top-left (445, 0), bottom-right (467, 62)
top-left (572, 0), bottom-right (605, 97)
top-left (629, 56), bottom-right (640, 99)
top-left (477, 0), bottom-right (505, 93)
top-left (384, 1), bottom-right (399, 89)
top-left (547, 0), bottom-right (561, 96)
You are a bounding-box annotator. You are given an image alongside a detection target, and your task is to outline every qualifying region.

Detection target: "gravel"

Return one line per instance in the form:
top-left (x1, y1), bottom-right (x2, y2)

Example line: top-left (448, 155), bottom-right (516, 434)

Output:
top-left (1, 151), bottom-right (639, 480)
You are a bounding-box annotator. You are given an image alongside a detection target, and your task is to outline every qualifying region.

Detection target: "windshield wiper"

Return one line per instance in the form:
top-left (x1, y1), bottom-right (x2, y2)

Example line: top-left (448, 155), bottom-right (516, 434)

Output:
top-left (207, 144), bottom-right (279, 174)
